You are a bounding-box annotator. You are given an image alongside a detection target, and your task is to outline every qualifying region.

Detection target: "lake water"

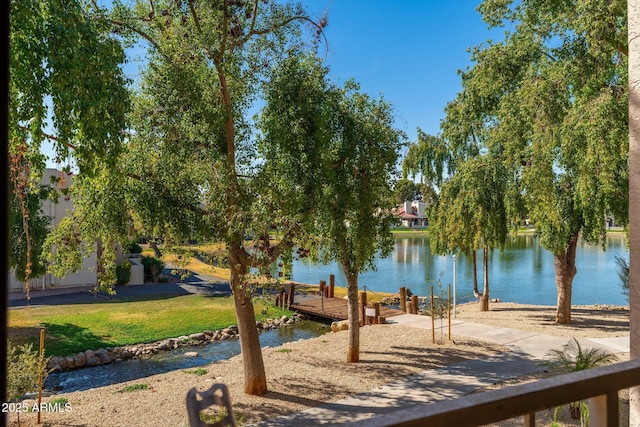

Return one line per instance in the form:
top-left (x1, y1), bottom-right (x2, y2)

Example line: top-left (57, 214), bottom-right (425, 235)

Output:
top-left (289, 233), bottom-right (629, 306)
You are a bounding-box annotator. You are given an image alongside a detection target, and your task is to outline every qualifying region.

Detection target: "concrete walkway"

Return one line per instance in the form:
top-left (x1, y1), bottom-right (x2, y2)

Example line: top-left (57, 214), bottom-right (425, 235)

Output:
top-left (8, 267), bottom-right (232, 308)
top-left (249, 313), bottom-right (630, 426)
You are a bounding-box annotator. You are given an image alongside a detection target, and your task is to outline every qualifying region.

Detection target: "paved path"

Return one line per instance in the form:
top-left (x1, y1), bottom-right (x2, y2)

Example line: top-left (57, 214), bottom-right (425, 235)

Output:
top-left (8, 268), bottom-right (231, 308)
top-left (249, 313), bottom-right (630, 426)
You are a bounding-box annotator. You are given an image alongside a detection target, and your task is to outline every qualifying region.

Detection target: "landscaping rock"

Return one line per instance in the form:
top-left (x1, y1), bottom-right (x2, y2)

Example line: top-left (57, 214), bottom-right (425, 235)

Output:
top-left (189, 333), bottom-right (206, 341)
top-left (85, 357), bottom-right (100, 366)
top-left (95, 349), bottom-right (111, 364)
top-left (331, 320), bottom-right (349, 332)
top-left (48, 309), bottom-right (306, 372)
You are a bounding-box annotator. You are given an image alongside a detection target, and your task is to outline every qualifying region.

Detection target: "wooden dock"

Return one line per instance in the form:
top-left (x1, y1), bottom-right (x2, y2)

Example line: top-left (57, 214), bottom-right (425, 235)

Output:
top-left (290, 295), bottom-right (403, 321)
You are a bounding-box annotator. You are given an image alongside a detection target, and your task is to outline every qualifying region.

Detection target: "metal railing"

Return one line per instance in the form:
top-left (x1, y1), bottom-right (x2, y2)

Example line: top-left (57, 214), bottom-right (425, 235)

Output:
top-left (352, 358), bottom-right (640, 427)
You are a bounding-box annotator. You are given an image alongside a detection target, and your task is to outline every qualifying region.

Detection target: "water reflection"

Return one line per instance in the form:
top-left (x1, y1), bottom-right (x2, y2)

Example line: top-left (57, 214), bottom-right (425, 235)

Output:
top-left (291, 233), bottom-right (629, 306)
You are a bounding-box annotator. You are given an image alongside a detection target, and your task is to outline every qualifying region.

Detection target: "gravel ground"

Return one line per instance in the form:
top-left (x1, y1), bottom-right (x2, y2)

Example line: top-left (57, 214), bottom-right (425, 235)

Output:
top-left (7, 302), bottom-right (631, 427)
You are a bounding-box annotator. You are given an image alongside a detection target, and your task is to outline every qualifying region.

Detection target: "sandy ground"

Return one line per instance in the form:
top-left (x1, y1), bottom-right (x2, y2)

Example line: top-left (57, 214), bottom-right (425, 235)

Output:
top-left (7, 302), bottom-right (631, 427)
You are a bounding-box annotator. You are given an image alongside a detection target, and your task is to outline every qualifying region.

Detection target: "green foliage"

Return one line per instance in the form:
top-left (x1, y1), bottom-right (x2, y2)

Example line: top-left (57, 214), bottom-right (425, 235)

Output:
top-left (7, 341), bottom-right (50, 402)
top-left (49, 397), bottom-right (69, 406)
top-left (9, 182), bottom-right (50, 282)
top-left (545, 338), bottom-right (618, 373)
top-left (429, 156), bottom-right (508, 257)
top-left (615, 254), bottom-right (629, 300)
top-left (184, 368), bottom-right (208, 376)
top-left (545, 338), bottom-right (618, 423)
top-left (437, 0), bottom-right (628, 316)
top-left (126, 241), bottom-right (143, 254)
top-left (115, 260), bottom-right (131, 286)
top-left (393, 178), bottom-right (420, 204)
top-left (10, 0), bottom-right (130, 174)
top-left (259, 53), bottom-right (404, 283)
top-left (402, 130), bottom-right (450, 187)
top-left (117, 383), bottom-right (149, 393)
top-left (141, 256), bottom-right (165, 283)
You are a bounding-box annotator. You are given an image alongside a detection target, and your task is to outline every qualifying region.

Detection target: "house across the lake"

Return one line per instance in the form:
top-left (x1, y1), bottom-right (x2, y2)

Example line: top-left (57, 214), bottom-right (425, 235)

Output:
top-left (395, 200), bottom-right (428, 228)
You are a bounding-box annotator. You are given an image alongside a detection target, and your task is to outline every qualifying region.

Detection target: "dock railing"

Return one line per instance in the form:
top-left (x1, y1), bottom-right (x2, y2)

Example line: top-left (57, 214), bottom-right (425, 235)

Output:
top-left (353, 358), bottom-right (640, 427)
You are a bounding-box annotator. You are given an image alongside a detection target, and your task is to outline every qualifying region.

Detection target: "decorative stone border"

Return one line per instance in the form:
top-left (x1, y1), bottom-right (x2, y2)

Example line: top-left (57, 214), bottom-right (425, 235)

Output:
top-left (46, 313), bottom-right (306, 372)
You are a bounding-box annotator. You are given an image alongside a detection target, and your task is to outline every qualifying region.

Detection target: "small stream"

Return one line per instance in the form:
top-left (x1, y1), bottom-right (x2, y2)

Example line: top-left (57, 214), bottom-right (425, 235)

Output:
top-left (46, 320), bottom-right (330, 393)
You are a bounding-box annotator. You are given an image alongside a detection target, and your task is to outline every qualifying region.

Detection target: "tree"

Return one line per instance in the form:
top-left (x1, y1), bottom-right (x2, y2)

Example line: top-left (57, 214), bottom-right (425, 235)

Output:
top-left (315, 83), bottom-right (402, 362)
top-left (444, 0), bottom-right (628, 323)
top-left (74, 0), bottom-right (328, 396)
top-left (428, 155), bottom-right (508, 311)
top-left (393, 178), bottom-right (420, 204)
top-left (259, 54), bottom-right (403, 362)
top-left (9, 0), bottom-right (130, 296)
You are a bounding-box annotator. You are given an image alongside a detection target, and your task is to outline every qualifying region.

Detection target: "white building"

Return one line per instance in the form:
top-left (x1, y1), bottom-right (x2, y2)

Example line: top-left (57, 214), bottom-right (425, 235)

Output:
top-left (396, 200), bottom-right (429, 228)
top-left (9, 169), bottom-right (97, 293)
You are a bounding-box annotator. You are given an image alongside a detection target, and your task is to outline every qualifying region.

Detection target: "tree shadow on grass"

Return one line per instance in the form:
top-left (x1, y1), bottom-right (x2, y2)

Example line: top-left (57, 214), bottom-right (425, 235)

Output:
top-left (42, 323), bottom-right (114, 357)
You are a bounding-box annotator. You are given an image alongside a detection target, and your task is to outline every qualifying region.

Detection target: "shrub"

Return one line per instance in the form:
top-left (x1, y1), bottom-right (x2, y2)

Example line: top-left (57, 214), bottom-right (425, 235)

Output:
top-left (545, 338), bottom-right (618, 422)
top-left (126, 240), bottom-right (143, 254)
top-left (117, 383), bottom-right (149, 393)
top-left (7, 341), bottom-right (50, 402)
top-left (141, 256), bottom-right (165, 282)
top-left (115, 261), bottom-right (131, 286)
top-left (615, 254), bottom-right (629, 302)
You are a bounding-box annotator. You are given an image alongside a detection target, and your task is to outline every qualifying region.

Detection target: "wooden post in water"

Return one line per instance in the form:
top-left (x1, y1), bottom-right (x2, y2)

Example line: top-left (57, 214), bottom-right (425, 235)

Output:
top-left (288, 283), bottom-right (295, 307)
top-left (430, 286), bottom-right (435, 344)
top-left (373, 302), bottom-right (381, 324)
top-left (37, 328), bottom-right (45, 424)
top-left (448, 285), bottom-right (452, 340)
top-left (400, 287), bottom-right (407, 313)
top-left (359, 291), bottom-right (367, 326)
top-left (329, 274), bottom-right (335, 298)
top-left (319, 280), bottom-right (325, 296)
top-left (411, 295), bottom-right (419, 315)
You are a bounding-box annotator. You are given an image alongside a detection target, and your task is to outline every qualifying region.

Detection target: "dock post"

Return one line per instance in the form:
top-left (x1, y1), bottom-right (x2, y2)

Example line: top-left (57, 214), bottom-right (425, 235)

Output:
top-left (400, 287), bottom-right (407, 313)
top-left (319, 280), bottom-right (326, 296)
top-left (411, 295), bottom-right (419, 315)
top-left (329, 274), bottom-right (335, 298)
top-left (373, 302), bottom-right (381, 324)
top-left (359, 291), bottom-right (367, 326)
top-left (288, 283), bottom-right (295, 307)
top-left (278, 288), bottom-right (285, 308)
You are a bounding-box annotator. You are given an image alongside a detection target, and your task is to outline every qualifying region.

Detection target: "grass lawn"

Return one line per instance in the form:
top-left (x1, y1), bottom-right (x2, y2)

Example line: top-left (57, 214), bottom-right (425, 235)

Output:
top-left (8, 294), bottom-right (289, 357)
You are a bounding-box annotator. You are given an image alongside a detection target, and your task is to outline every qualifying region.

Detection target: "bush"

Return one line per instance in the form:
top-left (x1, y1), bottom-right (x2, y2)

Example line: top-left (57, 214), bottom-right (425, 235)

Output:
top-left (7, 341), bottom-right (50, 402)
top-left (141, 256), bottom-right (165, 283)
top-left (115, 260), bottom-right (132, 286)
top-left (126, 240), bottom-right (143, 254)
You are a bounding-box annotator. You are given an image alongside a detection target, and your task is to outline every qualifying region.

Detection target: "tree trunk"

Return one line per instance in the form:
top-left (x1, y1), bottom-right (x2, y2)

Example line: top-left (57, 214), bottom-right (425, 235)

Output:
top-left (554, 234), bottom-right (578, 324)
top-left (345, 269), bottom-right (360, 363)
top-left (628, 0), bottom-right (640, 422)
top-left (149, 240), bottom-right (162, 258)
top-left (472, 249), bottom-right (479, 296)
top-left (479, 246), bottom-right (489, 311)
top-left (229, 244), bottom-right (267, 395)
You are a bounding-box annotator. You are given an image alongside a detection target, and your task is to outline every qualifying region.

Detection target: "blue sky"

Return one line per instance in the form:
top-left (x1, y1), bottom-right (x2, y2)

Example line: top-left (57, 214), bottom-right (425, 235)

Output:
top-left (46, 2), bottom-right (506, 167)
top-left (300, 1), bottom-right (505, 147)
